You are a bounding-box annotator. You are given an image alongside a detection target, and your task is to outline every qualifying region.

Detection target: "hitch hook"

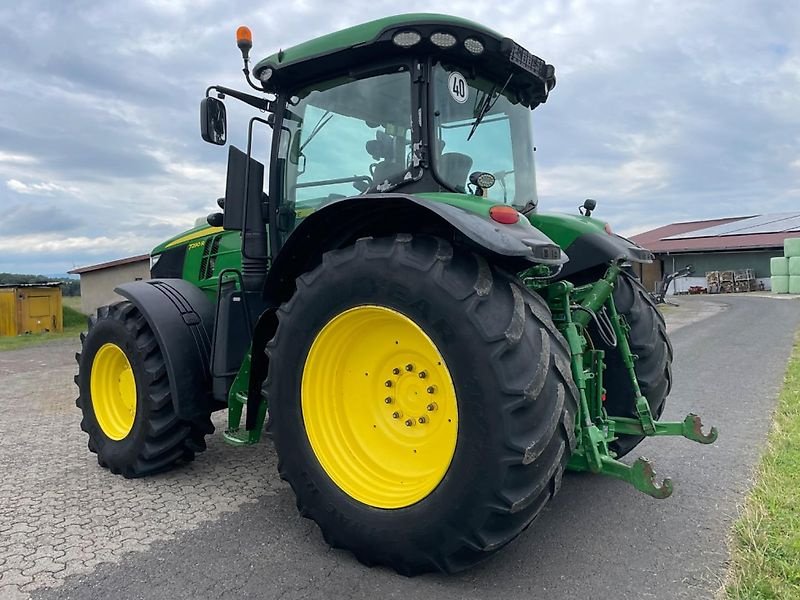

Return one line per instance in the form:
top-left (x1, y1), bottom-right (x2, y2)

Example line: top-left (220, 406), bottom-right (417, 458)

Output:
top-left (681, 413), bottom-right (718, 444)
top-left (598, 455), bottom-right (674, 499)
top-left (629, 457), bottom-right (673, 499)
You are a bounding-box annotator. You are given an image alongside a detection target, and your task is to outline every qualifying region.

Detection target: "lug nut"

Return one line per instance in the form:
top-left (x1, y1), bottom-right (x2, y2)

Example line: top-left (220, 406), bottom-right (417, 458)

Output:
top-left (426, 403), bottom-right (437, 411)
top-left (392, 411), bottom-right (402, 419)
top-left (384, 397), bottom-right (393, 404)
top-left (418, 371), bottom-right (427, 379)
top-left (405, 364), bottom-right (414, 372)
top-left (426, 386), bottom-right (436, 394)
top-left (418, 416), bottom-right (427, 424)
top-left (385, 380), bottom-right (392, 388)
top-left (392, 367), bottom-right (400, 375)
top-left (405, 419), bottom-right (414, 427)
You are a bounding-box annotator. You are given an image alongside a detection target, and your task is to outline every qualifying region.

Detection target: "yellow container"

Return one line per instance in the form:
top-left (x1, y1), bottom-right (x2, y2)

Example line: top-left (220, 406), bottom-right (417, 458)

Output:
top-left (0, 284), bottom-right (63, 336)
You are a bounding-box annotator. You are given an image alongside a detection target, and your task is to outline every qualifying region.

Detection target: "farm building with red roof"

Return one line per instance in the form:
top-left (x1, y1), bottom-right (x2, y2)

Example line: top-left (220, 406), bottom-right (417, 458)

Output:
top-left (628, 212), bottom-right (800, 293)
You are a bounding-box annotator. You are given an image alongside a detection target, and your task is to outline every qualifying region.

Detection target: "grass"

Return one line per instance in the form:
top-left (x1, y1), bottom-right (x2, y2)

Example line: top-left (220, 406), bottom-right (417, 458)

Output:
top-left (0, 302), bottom-right (87, 352)
top-left (62, 295), bottom-right (84, 312)
top-left (724, 335), bottom-right (800, 599)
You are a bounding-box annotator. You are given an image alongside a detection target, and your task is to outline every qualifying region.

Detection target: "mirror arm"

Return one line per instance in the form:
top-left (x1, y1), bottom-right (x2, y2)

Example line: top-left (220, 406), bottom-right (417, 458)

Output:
top-left (243, 67), bottom-right (266, 93)
top-left (205, 85), bottom-right (273, 113)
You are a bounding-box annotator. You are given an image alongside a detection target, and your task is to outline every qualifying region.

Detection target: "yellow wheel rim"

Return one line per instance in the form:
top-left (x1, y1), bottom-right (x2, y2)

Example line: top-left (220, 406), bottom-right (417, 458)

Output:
top-left (90, 343), bottom-right (137, 441)
top-left (302, 305), bottom-right (459, 509)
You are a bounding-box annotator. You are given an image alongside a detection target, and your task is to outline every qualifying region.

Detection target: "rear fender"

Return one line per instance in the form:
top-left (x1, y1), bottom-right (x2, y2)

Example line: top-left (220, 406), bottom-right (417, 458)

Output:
top-left (528, 212), bottom-right (653, 279)
top-left (264, 193), bottom-right (565, 305)
top-left (559, 232), bottom-right (654, 279)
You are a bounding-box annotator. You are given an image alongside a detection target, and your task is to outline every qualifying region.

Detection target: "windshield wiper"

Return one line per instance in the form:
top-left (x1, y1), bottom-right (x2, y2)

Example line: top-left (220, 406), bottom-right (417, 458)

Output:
top-left (299, 110), bottom-right (333, 153)
top-left (466, 74), bottom-right (513, 141)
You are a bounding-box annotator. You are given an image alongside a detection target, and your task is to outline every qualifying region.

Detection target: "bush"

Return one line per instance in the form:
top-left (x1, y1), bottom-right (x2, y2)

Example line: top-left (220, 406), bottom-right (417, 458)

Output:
top-left (63, 305), bottom-right (86, 329)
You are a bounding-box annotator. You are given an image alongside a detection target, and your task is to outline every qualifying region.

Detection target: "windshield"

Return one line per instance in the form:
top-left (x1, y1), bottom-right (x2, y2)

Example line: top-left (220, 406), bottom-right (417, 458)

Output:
top-left (278, 69), bottom-right (412, 230)
top-left (431, 63), bottom-right (538, 208)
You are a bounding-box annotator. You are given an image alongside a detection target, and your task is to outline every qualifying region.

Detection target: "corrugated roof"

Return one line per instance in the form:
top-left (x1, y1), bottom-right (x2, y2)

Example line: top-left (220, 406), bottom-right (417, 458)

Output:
top-left (0, 282), bottom-right (62, 289)
top-left (663, 211), bottom-right (800, 240)
top-left (68, 254), bottom-right (150, 275)
top-left (630, 214), bottom-right (800, 254)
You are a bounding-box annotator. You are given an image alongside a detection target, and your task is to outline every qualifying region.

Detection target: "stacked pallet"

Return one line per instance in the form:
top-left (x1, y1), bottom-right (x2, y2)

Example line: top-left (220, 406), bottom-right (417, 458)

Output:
top-left (771, 238), bottom-right (800, 294)
top-left (705, 271), bottom-right (720, 294)
top-left (719, 270), bottom-right (735, 293)
top-left (734, 269), bottom-right (756, 292)
top-left (706, 268), bottom-right (758, 294)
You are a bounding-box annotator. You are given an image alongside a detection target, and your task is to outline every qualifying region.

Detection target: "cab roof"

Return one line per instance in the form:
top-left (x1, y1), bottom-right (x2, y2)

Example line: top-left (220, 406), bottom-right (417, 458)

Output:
top-left (252, 13), bottom-right (555, 108)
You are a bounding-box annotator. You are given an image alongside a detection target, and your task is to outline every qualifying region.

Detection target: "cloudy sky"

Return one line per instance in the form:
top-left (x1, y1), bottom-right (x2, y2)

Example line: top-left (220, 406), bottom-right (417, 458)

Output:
top-left (1, 0), bottom-right (798, 275)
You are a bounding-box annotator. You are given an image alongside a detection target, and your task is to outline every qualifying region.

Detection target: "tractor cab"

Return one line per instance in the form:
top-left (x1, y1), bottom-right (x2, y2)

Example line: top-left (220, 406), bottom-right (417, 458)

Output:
top-left (201, 14), bottom-right (555, 246)
top-left (256, 15), bottom-right (554, 221)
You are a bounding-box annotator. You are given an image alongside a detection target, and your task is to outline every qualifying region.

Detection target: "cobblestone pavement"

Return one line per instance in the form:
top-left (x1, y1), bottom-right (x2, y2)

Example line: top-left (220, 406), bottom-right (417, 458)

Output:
top-left (0, 340), bottom-right (282, 599)
top-left (1, 295), bottom-right (798, 599)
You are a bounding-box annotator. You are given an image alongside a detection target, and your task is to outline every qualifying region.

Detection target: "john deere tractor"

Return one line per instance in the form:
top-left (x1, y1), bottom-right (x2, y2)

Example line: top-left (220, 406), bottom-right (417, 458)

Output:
top-left (75, 14), bottom-right (717, 574)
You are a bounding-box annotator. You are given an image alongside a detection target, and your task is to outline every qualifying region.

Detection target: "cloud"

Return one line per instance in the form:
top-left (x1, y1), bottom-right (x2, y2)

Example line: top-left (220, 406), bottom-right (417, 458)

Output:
top-left (0, 0), bottom-right (798, 275)
top-left (0, 205), bottom-right (82, 235)
top-left (6, 179), bottom-right (80, 195)
top-left (0, 234), bottom-right (141, 254)
top-left (0, 152), bottom-right (38, 164)
top-left (538, 159), bottom-right (669, 200)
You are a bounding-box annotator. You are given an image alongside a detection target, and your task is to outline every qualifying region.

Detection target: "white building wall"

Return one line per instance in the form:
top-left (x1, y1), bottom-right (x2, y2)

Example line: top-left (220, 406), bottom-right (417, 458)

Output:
top-left (79, 261), bottom-right (150, 315)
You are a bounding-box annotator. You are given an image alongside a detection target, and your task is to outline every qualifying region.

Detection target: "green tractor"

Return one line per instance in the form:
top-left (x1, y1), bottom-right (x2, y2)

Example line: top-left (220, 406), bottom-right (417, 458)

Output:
top-left (75, 14), bottom-right (717, 574)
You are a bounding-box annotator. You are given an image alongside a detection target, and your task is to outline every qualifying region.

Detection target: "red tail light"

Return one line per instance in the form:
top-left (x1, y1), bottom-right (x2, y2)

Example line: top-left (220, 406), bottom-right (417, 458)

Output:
top-left (489, 205), bottom-right (519, 225)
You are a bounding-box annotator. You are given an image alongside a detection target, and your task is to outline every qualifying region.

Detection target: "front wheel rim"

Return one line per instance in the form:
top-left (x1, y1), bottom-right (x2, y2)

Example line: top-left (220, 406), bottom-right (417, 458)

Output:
top-left (90, 343), bottom-right (137, 440)
top-left (301, 305), bottom-right (459, 509)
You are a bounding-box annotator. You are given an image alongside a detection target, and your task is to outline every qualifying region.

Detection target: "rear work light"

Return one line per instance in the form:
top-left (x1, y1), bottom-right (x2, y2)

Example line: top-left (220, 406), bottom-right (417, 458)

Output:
top-left (430, 32), bottom-right (457, 48)
top-left (464, 38), bottom-right (484, 55)
top-left (489, 205), bottom-right (519, 224)
top-left (392, 31), bottom-right (422, 48)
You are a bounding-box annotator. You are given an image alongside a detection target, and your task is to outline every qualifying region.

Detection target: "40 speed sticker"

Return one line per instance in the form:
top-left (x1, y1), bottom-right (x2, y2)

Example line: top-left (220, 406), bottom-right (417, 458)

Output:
top-left (448, 71), bottom-right (468, 104)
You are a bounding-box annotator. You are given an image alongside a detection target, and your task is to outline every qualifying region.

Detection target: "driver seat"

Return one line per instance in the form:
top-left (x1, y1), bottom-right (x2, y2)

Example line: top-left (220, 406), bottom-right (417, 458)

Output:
top-left (371, 160), bottom-right (403, 186)
top-left (439, 153), bottom-right (473, 191)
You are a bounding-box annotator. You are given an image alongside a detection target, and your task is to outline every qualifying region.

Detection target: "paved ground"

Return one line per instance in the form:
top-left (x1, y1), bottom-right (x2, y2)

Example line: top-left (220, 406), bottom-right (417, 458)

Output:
top-left (0, 294), bottom-right (797, 600)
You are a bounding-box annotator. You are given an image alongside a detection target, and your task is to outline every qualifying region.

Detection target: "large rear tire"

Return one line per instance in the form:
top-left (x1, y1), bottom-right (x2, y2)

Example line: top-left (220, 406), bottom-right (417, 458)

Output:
top-left (266, 235), bottom-right (577, 575)
top-left (590, 271), bottom-right (672, 457)
top-left (75, 301), bottom-right (213, 477)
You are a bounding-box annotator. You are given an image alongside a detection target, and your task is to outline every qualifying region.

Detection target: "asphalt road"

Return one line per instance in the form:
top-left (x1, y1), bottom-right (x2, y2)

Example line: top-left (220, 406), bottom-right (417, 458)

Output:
top-left (2, 295), bottom-right (797, 600)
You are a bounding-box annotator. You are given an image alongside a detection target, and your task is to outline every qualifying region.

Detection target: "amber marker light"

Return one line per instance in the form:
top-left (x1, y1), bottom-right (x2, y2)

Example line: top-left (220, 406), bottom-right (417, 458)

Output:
top-left (237, 26), bottom-right (252, 47)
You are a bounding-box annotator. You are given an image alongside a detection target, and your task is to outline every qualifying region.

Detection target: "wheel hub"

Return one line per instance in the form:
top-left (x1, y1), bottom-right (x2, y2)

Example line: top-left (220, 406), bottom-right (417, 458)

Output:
top-left (383, 362), bottom-right (441, 429)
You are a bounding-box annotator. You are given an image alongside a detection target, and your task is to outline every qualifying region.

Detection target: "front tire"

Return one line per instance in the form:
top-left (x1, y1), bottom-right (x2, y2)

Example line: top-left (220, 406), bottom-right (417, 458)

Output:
top-left (266, 235), bottom-right (577, 574)
top-left (75, 301), bottom-right (213, 477)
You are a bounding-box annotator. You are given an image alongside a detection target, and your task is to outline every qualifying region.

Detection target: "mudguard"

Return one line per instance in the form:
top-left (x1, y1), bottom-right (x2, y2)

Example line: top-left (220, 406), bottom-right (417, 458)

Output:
top-left (115, 279), bottom-right (216, 421)
top-left (528, 212), bottom-right (653, 279)
top-left (558, 232), bottom-right (653, 279)
top-left (264, 193), bottom-right (565, 304)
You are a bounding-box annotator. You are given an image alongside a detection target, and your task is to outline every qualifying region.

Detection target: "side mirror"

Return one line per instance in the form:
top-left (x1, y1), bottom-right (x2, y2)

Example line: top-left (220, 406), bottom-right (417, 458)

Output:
top-left (201, 97), bottom-right (227, 145)
top-left (581, 198), bottom-right (597, 216)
